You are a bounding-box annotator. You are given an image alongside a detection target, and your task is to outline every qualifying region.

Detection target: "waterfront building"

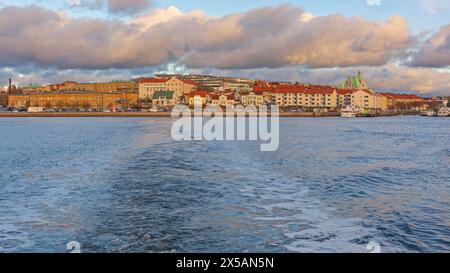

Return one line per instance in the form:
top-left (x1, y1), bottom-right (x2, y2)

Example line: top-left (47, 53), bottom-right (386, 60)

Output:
top-left (187, 91), bottom-right (208, 107)
top-left (210, 94), bottom-right (236, 107)
top-left (272, 85), bottom-right (338, 110)
top-left (8, 95), bottom-right (30, 108)
top-left (336, 89), bottom-right (388, 112)
top-left (139, 76), bottom-right (197, 99)
top-left (380, 93), bottom-right (428, 110)
top-left (336, 89), bottom-right (354, 108)
top-left (240, 91), bottom-right (265, 106)
top-left (152, 91), bottom-right (178, 107)
top-left (350, 89), bottom-right (380, 112)
top-left (8, 92), bottom-right (138, 109)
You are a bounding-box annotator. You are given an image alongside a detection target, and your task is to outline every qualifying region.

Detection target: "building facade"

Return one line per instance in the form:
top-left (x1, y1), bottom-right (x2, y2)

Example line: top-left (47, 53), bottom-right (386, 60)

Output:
top-left (152, 91), bottom-right (178, 107)
top-left (210, 94), bottom-right (236, 107)
top-left (187, 91), bottom-right (208, 107)
top-left (240, 92), bottom-right (265, 106)
top-left (8, 92), bottom-right (138, 109)
top-left (139, 77), bottom-right (197, 99)
top-left (380, 93), bottom-right (427, 110)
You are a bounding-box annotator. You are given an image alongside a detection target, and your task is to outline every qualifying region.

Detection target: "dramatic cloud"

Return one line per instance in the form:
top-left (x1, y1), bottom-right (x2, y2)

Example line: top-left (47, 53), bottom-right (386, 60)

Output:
top-left (0, 5), bottom-right (414, 71)
top-left (409, 24), bottom-right (450, 67)
top-left (180, 10), bottom-right (413, 69)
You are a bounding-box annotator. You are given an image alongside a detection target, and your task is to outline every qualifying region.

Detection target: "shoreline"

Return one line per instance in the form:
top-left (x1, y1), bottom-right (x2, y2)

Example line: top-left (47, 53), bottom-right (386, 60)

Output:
top-left (0, 112), bottom-right (340, 118)
top-left (0, 112), bottom-right (425, 118)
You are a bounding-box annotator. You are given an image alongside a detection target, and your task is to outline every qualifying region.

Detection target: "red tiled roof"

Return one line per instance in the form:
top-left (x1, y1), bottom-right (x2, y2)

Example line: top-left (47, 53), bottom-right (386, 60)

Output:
top-left (337, 89), bottom-right (354, 95)
top-left (210, 94), bottom-right (236, 100)
top-left (227, 94), bottom-right (236, 100)
top-left (271, 85), bottom-right (335, 95)
top-left (381, 93), bottom-right (424, 100)
top-left (188, 91), bottom-right (208, 98)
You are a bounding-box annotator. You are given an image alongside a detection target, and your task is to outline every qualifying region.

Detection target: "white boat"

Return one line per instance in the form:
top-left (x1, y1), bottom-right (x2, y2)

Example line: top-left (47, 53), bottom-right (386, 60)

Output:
top-left (341, 105), bottom-right (362, 117)
top-left (437, 107), bottom-right (449, 117)
top-left (421, 110), bottom-right (436, 117)
top-left (27, 107), bottom-right (45, 113)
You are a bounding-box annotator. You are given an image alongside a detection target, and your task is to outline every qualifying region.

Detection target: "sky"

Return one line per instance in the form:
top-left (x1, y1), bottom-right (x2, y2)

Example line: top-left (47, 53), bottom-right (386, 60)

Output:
top-left (0, 0), bottom-right (449, 95)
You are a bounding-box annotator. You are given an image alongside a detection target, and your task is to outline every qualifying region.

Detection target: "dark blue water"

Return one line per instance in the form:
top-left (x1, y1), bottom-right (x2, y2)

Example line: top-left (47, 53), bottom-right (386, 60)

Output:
top-left (0, 117), bottom-right (449, 253)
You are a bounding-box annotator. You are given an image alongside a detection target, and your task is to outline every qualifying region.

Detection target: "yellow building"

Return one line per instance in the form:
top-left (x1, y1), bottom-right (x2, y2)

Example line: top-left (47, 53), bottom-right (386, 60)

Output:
top-left (187, 91), bottom-right (208, 107)
top-left (380, 93), bottom-right (427, 110)
top-left (376, 94), bottom-right (388, 111)
top-left (210, 94), bottom-right (236, 107)
top-left (351, 90), bottom-right (375, 110)
top-left (240, 92), bottom-right (265, 106)
top-left (152, 91), bottom-right (178, 107)
top-left (139, 76), bottom-right (197, 99)
top-left (272, 86), bottom-right (338, 109)
top-left (8, 95), bottom-right (30, 108)
top-left (9, 92), bottom-right (138, 109)
top-left (350, 89), bottom-right (387, 112)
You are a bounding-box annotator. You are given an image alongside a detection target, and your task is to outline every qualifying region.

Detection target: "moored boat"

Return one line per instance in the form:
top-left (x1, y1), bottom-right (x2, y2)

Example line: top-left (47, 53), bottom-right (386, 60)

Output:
top-left (421, 110), bottom-right (436, 117)
top-left (341, 105), bottom-right (363, 118)
top-left (437, 107), bottom-right (449, 117)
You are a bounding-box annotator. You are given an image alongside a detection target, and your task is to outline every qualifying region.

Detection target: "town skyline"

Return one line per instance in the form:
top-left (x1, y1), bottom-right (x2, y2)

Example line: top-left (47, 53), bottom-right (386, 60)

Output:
top-left (0, 1), bottom-right (449, 95)
top-left (2, 70), bottom-right (449, 97)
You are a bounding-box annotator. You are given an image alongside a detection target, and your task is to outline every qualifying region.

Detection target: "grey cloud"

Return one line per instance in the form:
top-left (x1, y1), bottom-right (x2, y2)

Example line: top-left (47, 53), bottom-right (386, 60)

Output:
top-left (409, 24), bottom-right (450, 67)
